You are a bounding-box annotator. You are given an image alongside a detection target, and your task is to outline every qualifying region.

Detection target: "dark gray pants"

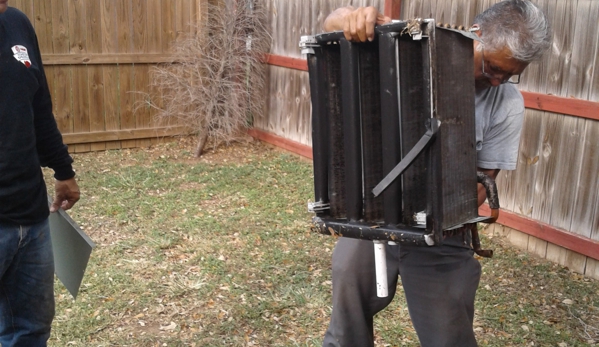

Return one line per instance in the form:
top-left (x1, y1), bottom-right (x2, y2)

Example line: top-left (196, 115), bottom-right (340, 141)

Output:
top-left (322, 237), bottom-right (481, 347)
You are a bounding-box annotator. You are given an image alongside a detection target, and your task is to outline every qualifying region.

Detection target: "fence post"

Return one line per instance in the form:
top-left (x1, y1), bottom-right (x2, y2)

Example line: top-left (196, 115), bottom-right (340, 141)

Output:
top-left (384, 0), bottom-right (401, 19)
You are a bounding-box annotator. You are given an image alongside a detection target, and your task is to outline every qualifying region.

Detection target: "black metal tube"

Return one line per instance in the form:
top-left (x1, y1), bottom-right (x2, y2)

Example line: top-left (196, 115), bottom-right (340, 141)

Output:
top-left (340, 39), bottom-right (363, 221)
top-left (307, 52), bottom-right (329, 211)
top-left (312, 216), bottom-right (429, 246)
top-left (324, 44), bottom-right (346, 219)
top-left (477, 171), bottom-right (499, 210)
top-left (378, 32), bottom-right (402, 226)
top-left (359, 40), bottom-right (383, 222)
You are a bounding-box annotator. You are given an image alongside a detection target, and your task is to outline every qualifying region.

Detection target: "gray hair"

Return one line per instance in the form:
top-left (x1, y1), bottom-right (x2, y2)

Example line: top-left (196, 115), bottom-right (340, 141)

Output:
top-left (473, 0), bottom-right (552, 62)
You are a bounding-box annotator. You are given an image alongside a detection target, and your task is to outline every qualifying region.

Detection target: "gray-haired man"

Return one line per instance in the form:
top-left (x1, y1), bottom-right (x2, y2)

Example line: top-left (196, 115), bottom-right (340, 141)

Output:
top-left (321, 1), bottom-right (552, 346)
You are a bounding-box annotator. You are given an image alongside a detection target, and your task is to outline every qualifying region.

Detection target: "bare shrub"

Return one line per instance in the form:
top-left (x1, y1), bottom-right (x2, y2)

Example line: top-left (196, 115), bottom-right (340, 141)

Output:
top-left (149, 0), bottom-right (271, 157)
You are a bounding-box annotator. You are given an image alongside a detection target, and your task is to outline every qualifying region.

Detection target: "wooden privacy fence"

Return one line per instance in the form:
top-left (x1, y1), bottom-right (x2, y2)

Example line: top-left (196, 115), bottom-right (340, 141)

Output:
top-left (11, 0), bottom-right (205, 152)
top-left (256, 0), bottom-right (599, 279)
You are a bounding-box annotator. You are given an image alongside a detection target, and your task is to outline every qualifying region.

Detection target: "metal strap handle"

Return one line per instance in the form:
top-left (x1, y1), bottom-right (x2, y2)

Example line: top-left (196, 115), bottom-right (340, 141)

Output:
top-left (372, 119), bottom-right (440, 197)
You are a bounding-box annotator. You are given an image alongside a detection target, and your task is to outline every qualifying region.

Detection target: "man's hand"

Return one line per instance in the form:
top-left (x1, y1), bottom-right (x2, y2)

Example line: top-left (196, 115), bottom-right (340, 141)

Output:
top-left (323, 6), bottom-right (391, 42)
top-left (51, 177), bottom-right (80, 212)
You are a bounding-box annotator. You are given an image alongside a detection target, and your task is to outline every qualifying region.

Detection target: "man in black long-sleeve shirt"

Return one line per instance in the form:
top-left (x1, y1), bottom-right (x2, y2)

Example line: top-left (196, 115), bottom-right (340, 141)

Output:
top-left (0, 2), bottom-right (80, 345)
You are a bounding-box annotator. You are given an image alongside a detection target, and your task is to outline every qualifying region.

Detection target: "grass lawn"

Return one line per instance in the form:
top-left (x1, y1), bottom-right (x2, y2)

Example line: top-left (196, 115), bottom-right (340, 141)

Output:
top-left (45, 137), bottom-right (598, 346)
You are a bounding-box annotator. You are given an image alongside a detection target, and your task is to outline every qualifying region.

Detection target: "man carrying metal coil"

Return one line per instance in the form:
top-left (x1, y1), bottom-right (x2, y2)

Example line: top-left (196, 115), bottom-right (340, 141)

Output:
top-left (319, 1), bottom-right (552, 346)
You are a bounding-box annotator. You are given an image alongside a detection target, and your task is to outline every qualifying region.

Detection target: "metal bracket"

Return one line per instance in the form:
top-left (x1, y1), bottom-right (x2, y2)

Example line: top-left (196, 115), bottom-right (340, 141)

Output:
top-left (299, 35), bottom-right (319, 55)
top-left (307, 201), bottom-right (330, 213)
top-left (402, 18), bottom-right (425, 40)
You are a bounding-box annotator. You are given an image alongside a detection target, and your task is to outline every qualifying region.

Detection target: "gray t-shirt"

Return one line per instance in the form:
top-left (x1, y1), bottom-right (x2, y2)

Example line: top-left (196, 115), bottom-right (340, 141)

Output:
top-left (475, 83), bottom-right (524, 171)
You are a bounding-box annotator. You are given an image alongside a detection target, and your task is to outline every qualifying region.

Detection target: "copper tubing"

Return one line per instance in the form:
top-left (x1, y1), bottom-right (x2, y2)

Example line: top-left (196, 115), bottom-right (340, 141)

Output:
top-left (469, 223), bottom-right (493, 258)
top-left (477, 171), bottom-right (500, 223)
top-left (470, 171), bottom-right (500, 258)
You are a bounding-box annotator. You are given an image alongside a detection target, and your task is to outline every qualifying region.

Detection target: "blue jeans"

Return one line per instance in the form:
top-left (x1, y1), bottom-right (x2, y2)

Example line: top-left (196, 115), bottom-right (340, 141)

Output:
top-left (0, 219), bottom-right (55, 347)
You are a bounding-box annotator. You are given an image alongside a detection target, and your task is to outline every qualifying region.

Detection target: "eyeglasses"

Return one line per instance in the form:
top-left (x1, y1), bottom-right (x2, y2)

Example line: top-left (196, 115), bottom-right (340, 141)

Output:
top-left (481, 48), bottom-right (521, 84)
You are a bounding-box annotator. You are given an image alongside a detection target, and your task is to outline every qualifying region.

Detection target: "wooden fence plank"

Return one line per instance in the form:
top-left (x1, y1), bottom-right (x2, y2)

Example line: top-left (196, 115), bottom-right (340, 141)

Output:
top-left (88, 65), bottom-right (107, 152)
top-left (9, 0), bottom-right (197, 152)
top-left (570, 121), bottom-right (599, 240)
top-left (384, 0), bottom-right (401, 18)
top-left (146, 0), bottom-right (163, 53)
top-left (587, 258), bottom-right (599, 281)
top-left (511, 110), bottom-right (543, 217)
top-left (132, 0), bottom-right (151, 148)
top-left (72, 65), bottom-right (91, 152)
top-left (11, 0), bottom-right (23, 13)
top-left (264, 66), bottom-right (312, 146)
top-left (51, 0), bottom-right (70, 54)
top-left (547, 117), bottom-right (586, 231)
top-left (101, 0), bottom-right (121, 150)
top-left (119, 65), bottom-right (137, 149)
top-left (567, 0), bottom-right (599, 100)
top-left (527, 235), bottom-right (548, 259)
top-left (546, 243), bottom-right (587, 275)
top-left (21, 0), bottom-right (34, 19)
top-left (135, 65), bottom-right (152, 148)
top-left (590, 0), bottom-right (599, 104)
top-left (117, 0), bottom-right (137, 148)
top-left (132, 0), bottom-right (148, 53)
top-left (544, 0), bottom-right (575, 97)
top-left (117, 0), bottom-right (133, 54)
top-left (53, 66), bottom-right (74, 135)
top-left (247, 129), bottom-right (312, 159)
top-left (480, 204), bottom-right (599, 261)
top-left (521, 91), bottom-right (599, 121)
top-left (46, 0), bottom-right (73, 137)
top-left (161, 0), bottom-right (177, 52)
top-left (147, 0), bottom-right (164, 146)
top-left (265, 54), bottom-right (308, 71)
top-left (61, 126), bottom-right (191, 144)
top-left (530, 114), bottom-right (562, 224)
top-left (68, 0), bottom-right (90, 152)
top-left (68, 0), bottom-right (87, 54)
top-left (87, 0), bottom-right (107, 151)
top-left (101, 0), bottom-right (118, 54)
top-left (34, 1), bottom-right (54, 52)
top-left (103, 65), bottom-right (121, 150)
top-left (41, 53), bottom-right (176, 65)
top-left (175, 0), bottom-right (191, 42)
top-left (35, 1), bottom-right (56, 115)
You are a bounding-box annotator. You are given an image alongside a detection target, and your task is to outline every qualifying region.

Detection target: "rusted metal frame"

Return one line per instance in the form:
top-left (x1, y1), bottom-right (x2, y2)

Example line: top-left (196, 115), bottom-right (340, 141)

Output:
top-left (312, 216), bottom-right (428, 246)
top-left (306, 23), bottom-right (482, 246)
top-left (427, 27), bottom-right (479, 244)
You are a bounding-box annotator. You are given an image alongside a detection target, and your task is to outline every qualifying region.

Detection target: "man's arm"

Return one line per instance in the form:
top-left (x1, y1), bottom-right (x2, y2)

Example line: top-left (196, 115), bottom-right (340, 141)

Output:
top-left (28, 30), bottom-right (81, 212)
top-left (477, 168), bottom-right (499, 206)
top-left (323, 6), bottom-right (391, 42)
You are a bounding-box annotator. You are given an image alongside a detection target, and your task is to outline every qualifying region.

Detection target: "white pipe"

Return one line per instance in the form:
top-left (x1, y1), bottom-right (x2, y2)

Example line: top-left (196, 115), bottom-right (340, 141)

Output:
top-left (373, 240), bottom-right (388, 297)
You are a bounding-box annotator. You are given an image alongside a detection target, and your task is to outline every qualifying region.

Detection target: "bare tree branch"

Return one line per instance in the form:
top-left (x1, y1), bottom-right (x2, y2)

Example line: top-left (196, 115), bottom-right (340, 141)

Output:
top-left (146, 0), bottom-right (271, 157)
